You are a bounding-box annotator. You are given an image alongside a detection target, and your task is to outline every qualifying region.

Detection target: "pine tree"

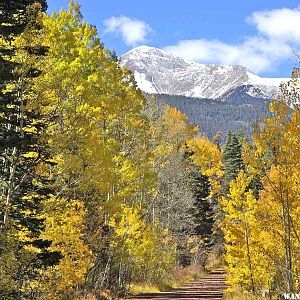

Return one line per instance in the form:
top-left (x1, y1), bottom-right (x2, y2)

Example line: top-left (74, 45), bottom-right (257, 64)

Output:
top-left (186, 136), bottom-right (224, 262)
top-left (0, 1), bottom-right (52, 298)
top-left (189, 170), bottom-right (213, 245)
top-left (0, 1), bottom-right (47, 37)
top-left (0, 0), bottom-right (49, 229)
top-left (222, 131), bottom-right (244, 194)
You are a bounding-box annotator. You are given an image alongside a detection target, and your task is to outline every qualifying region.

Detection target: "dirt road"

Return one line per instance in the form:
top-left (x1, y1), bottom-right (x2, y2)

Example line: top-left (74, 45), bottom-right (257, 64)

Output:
top-left (128, 269), bottom-right (227, 300)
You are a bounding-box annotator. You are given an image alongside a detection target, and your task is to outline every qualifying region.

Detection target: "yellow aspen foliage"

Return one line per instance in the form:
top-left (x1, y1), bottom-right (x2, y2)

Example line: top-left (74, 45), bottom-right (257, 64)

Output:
top-left (160, 106), bottom-right (198, 148)
top-left (154, 106), bottom-right (197, 154)
top-left (34, 2), bottom-right (156, 209)
top-left (220, 171), bottom-right (272, 292)
top-left (242, 73), bottom-right (300, 292)
top-left (109, 205), bottom-right (176, 282)
top-left (255, 164), bottom-right (300, 292)
top-left (29, 3), bottom-right (163, 294)
top-left (38, 197), bottom-right (93, 298)
top-left (1, 1), bottom-right (232, 296)
top-left (187, 136), bottom-right (223, 197)
top-left (150, 105), bottom-right (198, 170)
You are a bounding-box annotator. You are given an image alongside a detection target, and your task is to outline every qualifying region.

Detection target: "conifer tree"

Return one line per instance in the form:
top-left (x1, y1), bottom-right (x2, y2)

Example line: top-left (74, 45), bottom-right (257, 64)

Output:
top-left (0, 1), bottom-right (47, 36)
top-left (222, 131), bottom-right (244, 194)
top-left (186, 136), bottom-right (224, 260)
top-left (0, 1), bottom-right (51, 298)
top-left (0, 0), bottom-right (48, 229)
top-left (189, 170), bottom-right (214, 247)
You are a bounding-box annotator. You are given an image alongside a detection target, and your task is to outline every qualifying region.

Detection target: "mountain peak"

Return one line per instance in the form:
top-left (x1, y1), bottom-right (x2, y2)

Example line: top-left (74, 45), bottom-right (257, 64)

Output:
top-left (123, 45), bottom-right (190, 65)
top-left (125, 45), bottom-right (157, 53)
top-left (131, 45), bottom-right (158, 51)
top-left (121, 46), bottom-right (288, 99)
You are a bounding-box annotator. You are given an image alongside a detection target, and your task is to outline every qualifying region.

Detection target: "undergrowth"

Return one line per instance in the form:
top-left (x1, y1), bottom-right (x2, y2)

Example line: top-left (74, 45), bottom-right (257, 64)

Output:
top-left (129, 264), bottom-right (207, 295)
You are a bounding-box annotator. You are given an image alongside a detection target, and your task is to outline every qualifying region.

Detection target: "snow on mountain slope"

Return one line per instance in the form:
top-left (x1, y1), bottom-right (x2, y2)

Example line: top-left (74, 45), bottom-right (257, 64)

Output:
top-left (121, 45), bottom-right (289, 100)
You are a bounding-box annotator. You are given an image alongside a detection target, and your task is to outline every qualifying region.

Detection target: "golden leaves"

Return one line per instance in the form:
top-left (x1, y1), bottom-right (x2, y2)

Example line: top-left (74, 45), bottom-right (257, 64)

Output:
top-left (40, 197), bottom-right (93, 293)
top-left (187, 136), bottom-right (223, 196)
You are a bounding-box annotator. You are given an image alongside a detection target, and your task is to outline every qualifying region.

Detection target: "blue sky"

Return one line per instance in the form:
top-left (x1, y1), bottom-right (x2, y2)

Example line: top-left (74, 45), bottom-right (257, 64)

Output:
top-left (47, 0), bottom-right (300, 77)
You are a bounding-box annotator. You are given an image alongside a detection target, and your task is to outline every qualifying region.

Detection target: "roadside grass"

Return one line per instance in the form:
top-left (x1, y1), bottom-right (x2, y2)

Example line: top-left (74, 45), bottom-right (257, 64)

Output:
top-left (206, 251), bottom-right (225, 271)
top-left (223, 291), bottom-right (266, 300)
top-left (129, 264), bottom-right (207, 295)
top-left (78, 289), bottom-right (113, 300)
top-left (79, 251), bottom-right (225, 299)
top-left (76, 265), bottom-right (207, 299)
top-left (223, 288), bottom-right (281, 300)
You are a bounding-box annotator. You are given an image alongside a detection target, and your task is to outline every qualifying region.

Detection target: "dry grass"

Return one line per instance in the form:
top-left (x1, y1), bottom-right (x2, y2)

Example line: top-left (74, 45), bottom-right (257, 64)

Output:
top-left (172, 264), bottom-right (207, 286)
top-left (129, 264), bottom-right (207, 295)
top-left (76, 265), bottom-right (209, 299)
top-left (79, 294), bottom-right (98, 300)
top-left (223, 293), bottom-right (259, 300)
top-left (206, 250), bottom-right (225, 271)
top-left (77, 289), bottom-right (113, 300)
top-left (129, 284), bottom-right (162, 295)
top-left (223, 290), bottom-right (268, 300)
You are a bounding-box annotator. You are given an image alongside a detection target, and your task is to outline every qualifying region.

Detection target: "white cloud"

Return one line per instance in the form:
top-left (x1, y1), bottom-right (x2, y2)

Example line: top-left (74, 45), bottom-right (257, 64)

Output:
top-left (164, 37), bottom-right (291, 74)
top-left (249, 8), bottom-right (300, 42)
top-left (164, 7), bottom-right (300, 74)
top-left (104, 16), bottom-right (152, 46)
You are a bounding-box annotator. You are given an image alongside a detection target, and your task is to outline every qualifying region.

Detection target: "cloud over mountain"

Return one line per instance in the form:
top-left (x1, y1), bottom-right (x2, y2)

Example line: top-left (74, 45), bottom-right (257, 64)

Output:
top-left (104, 16), bottom-right (152, 46)
top-left (164, 7), bottom-right (300, 74)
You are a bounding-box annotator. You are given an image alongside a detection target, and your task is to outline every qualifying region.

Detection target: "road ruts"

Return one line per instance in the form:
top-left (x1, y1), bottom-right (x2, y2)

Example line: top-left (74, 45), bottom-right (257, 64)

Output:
top-left (127, 269), bottom-right (227, 300)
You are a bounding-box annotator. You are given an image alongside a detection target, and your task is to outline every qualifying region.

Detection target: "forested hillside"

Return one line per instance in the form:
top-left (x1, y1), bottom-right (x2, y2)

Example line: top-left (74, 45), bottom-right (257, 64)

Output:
top-left (1, 2), bottom-right (300, 300)
top-left (154, 94), bottom-right (271, 142)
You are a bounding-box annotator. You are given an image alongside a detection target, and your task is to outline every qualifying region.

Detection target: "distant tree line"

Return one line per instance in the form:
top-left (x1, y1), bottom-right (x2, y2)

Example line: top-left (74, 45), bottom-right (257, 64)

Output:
top-left (152, 94), bottom-right (271, 143)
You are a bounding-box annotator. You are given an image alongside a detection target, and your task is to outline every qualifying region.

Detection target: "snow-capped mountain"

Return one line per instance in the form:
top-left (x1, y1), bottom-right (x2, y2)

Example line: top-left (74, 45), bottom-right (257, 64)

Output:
top-left (121, 45), bottom-right (288, 100)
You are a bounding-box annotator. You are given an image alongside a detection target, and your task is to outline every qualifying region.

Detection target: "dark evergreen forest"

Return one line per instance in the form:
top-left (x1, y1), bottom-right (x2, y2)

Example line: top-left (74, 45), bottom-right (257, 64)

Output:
top-left (153, 94), bottom-right (271, 142)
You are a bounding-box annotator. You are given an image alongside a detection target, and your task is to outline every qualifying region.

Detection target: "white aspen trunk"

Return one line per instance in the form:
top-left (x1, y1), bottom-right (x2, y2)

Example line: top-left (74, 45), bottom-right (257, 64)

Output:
top-left (3, 147), bottom-right (18, 227)
top-left (245, 221), bottom-right (255, 293)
